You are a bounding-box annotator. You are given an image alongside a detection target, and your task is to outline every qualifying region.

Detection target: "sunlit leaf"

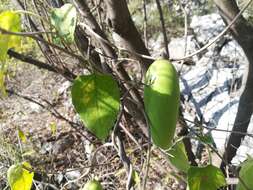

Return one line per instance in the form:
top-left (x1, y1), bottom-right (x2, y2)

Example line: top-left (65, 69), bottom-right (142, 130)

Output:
top-left (0, 70), bottom-right (6, 96)
top-left (236, 158), bottom-right (253, 190)
top-left (187, 165), bottom-right (226, 190)
top-left (0, 11), bottom-right (21, 61)
top-left (18, 128), bottom-right (27, 143)
top-left (7, 162), bottom-right (34, 190)
top-left (71, 74), bottom-right (120, 140)
top-left (49, 122), bottom-right (57, 136)
top-left (132, 170), bottom-right (141, 186)
top-left (50, 3), bottom-right (77, 44)
top-left (167, 141), bottom-right (190, 173)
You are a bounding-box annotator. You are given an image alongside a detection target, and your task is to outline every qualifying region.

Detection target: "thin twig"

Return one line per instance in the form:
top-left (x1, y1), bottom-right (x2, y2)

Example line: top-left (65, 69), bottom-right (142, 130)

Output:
top-left (183, 117), bottom-right (253, 138)
top-left (141, 110), bottom-right (151, 190)
top-left (120, 123), bottom-right (142, 151)
top-left (178, 1), bottom-right (189, 73)
top-left (112, 105), bottom-right (134, 190)
top-left (155, 0), bottom-right (169, 57)
top-left (7, 49), bottom-right (76, 81)
top-left (143, 0), bottom-right (148, 47)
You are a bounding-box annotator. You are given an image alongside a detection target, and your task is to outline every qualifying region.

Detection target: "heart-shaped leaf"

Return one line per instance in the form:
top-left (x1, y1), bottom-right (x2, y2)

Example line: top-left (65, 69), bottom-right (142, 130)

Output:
top-left (71, 74), bottom-right (120, 140)
top-left (7, 162), bottom-right (34, 190)
top-left (50, 3), bottom-right (77, 43)
top-left (236, 158), bottom-right (253, 190)
top-left (187, 165), bottom-right (226, 190)
top-left (0, 11), bottom-right (21, 61)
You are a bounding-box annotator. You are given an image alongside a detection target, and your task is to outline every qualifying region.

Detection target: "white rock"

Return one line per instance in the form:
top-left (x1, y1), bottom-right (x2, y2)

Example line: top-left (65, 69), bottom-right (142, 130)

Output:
top-left (58, 81), bottom-right (71, 94)
top-left (168, 35), bottom-right (197, 59)
top-left (55, 173), bottom-right (64, 184)
top-left (29, 102), bottom-right (41, 113)
top-left (40, 142), bottom-right (53, 154)
top-left (65, 170), bottom-right (81, 180)
top-left (190, 13), bottom-right (225, 44)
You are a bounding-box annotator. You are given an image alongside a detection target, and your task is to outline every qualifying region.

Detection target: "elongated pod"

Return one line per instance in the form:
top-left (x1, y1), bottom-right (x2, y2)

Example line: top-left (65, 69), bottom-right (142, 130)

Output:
top-left (144, 59), bottom-right (180, 149)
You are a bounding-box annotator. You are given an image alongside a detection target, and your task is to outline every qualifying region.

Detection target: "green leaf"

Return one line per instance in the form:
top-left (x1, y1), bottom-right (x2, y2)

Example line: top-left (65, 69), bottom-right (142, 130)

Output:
top-left (132, 170), bottom-right (141, 185)
top-left (167, 141), bottom-right (190, 173)
top-left (18, 128), bottom-right (27, 143)
top-left (0, 70), bottom-right (7, 96)
top-left (236, 158), bottom-right (253, 190)
top-left (0, 11), bottom-right (21, 61)
top-left (7, 162), bottom-right (34, 190)
top-left (49, 122), bottom-right (57, 136)
top-left (187, 165), bottom-right (226, 190)
top-left (71, 74), bottom-right (120, 140)
top-left (198, 133), bottom-right (214, 145)
top-left (50, 3), bottom-right (77, 43)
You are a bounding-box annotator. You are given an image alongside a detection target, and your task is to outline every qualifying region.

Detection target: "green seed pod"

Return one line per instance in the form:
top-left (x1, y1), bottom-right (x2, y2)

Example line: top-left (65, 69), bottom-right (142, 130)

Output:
top-left (81, 180), bottom-right (103, 190)
top-left (144, 59), bottom-right (180, 149)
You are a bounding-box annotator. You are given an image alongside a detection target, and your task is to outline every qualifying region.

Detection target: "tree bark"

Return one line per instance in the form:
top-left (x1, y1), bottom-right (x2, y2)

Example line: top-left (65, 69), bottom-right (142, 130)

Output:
top-left (214, 0), bottom-right (253, 172)
top-left (105, 0), bottom-right (152, 72)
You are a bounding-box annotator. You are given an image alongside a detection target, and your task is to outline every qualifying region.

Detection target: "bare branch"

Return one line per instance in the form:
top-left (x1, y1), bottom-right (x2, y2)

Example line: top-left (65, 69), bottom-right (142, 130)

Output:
top-left (155, 0), bottom-right (169, 57)
top-left (7, 49), bottom-right (76, 81)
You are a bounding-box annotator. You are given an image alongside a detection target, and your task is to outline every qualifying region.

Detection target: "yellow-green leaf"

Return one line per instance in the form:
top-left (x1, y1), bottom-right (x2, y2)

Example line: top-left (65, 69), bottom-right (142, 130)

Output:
top-left (0, 70), bottom-right (6, 96)
top-left (49, 122), bottom-right (57, 136)
top-left (18, 129), bottom-right (27, 143)
top-left (187, 165), bottom-right (226, 190)
top-left (0, 11), bottom-right (21, 61)
top-left (7, 162), bottom-right (34, 190)
top-left (132, 170), bottom-right (141, 186)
